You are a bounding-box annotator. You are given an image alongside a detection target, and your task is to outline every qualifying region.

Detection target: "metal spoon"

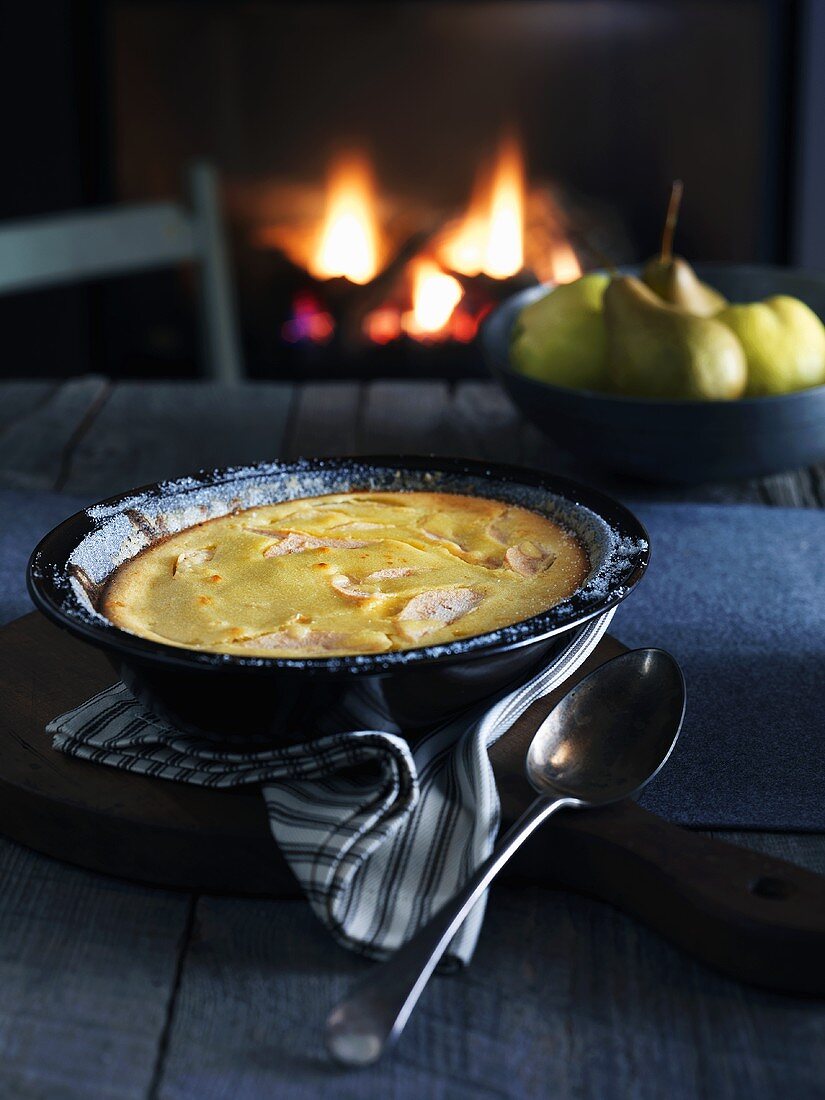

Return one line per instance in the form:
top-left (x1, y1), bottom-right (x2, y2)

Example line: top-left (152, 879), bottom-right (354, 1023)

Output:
top-left (325, 647), bottom-right (686, 1067)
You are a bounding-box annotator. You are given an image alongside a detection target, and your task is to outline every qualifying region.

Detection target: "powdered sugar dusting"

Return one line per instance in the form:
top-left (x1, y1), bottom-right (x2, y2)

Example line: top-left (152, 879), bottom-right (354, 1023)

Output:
top-left (30, 458), bottom-right (648, 670)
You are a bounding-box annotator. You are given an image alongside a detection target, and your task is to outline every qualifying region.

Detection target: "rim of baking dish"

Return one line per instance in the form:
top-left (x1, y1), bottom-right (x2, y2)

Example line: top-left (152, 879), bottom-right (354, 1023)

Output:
top-left (27, 455), bottom-right (650, 676)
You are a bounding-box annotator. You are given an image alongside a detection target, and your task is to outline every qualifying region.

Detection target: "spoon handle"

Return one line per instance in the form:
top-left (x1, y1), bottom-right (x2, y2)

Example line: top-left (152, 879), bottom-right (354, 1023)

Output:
top-left (325, 793), bottom-right (577, 1066)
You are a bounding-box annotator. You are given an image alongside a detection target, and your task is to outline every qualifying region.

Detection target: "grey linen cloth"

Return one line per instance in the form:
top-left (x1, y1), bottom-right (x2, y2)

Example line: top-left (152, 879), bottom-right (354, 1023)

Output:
top-left (48, 609), bottom-right (614, 965)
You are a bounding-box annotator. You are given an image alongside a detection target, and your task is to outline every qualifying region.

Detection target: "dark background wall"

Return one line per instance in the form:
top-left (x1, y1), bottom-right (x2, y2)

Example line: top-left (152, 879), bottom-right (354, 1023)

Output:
top-left (113, 1), bottom-right (788, 262)
top-left (0, 3), bottom-right (91, 378)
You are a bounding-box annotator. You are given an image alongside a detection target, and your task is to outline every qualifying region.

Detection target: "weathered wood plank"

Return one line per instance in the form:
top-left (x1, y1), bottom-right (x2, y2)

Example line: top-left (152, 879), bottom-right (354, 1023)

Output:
top-left (156, 878), bottom-right (825, 1100)
top-left (358, 380), bottom-right (453, 453)
top-left (0, 381), bottom-right (60, 433)
top-left (1, 378), bottom-right (825, 1100)
top-left (709, 830), bottom-right (825, 876)
top-left (759, 468), bottom-right (824, 508)
top-left (0, 837), bottom-right (191, 1100)
top-left (0, 375), bottom-right (110, 491)
top-left (451, 381), bottom-right (525, 464)
top-left (448, 385), bottom-right (768, 503)
top-left (679, 479), bottom-right (767, 504)
top-left (282, 381), bottom-right (361, 459)
top-left (809, 464), bottom-right (825, 506)
top-left (518, 417), bottom-right (595, 481)
top-left (62, 381), bottom-right (295, 497)
top-left (0, 379), bottom-right (817, 509)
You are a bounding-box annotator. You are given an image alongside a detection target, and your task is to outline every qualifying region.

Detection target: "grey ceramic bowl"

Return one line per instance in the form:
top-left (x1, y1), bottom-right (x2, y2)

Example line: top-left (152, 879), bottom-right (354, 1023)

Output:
top-left (481, 264), bottom-right (825, 484)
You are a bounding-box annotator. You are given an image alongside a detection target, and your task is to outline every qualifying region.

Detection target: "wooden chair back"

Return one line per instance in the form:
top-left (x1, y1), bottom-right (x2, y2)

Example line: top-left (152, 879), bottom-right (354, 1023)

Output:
top-left (0, 163), bottom-right (243, 383)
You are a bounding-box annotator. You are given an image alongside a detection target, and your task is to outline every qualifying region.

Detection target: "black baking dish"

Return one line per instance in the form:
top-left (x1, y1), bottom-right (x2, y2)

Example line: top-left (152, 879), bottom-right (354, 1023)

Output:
top-left (27, 456), bottom-right (649, 742)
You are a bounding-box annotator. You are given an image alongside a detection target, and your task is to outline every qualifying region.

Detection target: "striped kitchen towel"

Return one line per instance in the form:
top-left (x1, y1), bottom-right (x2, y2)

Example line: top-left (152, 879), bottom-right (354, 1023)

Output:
top-left (48, 608), bottom-right (614, 965)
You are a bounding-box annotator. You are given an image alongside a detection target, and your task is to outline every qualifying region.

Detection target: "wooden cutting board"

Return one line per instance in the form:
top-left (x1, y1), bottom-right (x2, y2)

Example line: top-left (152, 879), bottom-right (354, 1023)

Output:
top-left (0, 610), bottom-right (621, 895)
top-left (2, 612), bottom-right (824, 996)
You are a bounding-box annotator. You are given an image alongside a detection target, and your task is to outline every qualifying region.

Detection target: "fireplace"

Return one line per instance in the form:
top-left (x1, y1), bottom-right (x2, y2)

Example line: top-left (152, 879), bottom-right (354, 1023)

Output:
top-left (232, 131), bottom-right (616, 378)
top-left (0, 0), bottom-right (807, 380)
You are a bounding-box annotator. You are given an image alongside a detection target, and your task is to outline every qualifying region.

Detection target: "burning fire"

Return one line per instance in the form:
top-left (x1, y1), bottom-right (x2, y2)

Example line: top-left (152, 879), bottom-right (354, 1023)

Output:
top-left (309, 153), bottom-right (380, 285)
top-left (267, 133), bottom-right (583, 345)
top-left (525, 189), bottom-right (583, 285)
top-left (404, 260), bottom-right (464, 337)
top-left (539, 239), bottom-right (581, 284)
top-left (439, 135), bottom-right (526, 280)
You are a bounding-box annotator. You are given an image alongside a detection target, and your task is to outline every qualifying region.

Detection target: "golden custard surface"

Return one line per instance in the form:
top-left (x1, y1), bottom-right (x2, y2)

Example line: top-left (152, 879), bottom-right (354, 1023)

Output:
top-left (103, 491), bottom-right (589, 658)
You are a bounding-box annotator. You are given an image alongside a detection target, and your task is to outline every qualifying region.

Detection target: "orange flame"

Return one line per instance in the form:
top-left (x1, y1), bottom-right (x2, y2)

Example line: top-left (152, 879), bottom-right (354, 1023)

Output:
top-left (402, 259), bottom-right (464, 337)
top-left (525, 189), bottom-right (583, 284)
top-left (439, 135), bottom-right (526, 280)
top-left (484, 136), bottom-right (525, 278)
top-left (545, 241), bottom-right (582, 283)
top-left (309, 153), bottom-right (380, 284)
top-left (255, 135), bottom-right (583, 351)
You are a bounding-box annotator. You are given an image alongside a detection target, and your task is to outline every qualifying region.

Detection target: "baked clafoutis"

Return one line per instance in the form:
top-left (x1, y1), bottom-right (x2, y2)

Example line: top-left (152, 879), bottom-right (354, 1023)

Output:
top-left (102, 491), bottom-right (590, 658)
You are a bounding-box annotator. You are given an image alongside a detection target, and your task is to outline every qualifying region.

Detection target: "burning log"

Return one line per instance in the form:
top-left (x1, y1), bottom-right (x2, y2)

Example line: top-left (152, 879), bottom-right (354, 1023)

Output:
top-left (337, 219), bottom-right (448, 350)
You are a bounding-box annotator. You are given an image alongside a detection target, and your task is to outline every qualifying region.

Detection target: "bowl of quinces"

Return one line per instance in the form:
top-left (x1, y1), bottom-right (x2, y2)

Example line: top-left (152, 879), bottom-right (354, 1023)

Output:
top-left (481, 185), bottom-right (825, 484)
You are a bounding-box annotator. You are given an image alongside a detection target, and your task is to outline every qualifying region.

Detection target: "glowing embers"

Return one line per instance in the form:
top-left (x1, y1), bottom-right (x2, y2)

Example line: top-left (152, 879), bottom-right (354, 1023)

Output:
top-left (281, 293), bottom-right (335, 345)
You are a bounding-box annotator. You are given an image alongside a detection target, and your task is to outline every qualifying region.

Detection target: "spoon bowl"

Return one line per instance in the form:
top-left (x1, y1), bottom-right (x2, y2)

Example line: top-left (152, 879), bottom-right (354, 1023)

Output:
top-left (526, 648), bottom-right (686, 805)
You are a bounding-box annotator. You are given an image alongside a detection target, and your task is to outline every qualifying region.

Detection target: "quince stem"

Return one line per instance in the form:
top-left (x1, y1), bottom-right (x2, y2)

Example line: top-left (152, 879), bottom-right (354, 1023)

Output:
top-left (661, 179), bottom-right (684, 264)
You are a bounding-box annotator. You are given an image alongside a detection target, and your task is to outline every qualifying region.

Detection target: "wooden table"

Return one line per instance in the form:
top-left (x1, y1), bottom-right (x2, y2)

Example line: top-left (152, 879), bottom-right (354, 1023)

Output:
top-left (1, 376), bottom-right (824, 1099)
